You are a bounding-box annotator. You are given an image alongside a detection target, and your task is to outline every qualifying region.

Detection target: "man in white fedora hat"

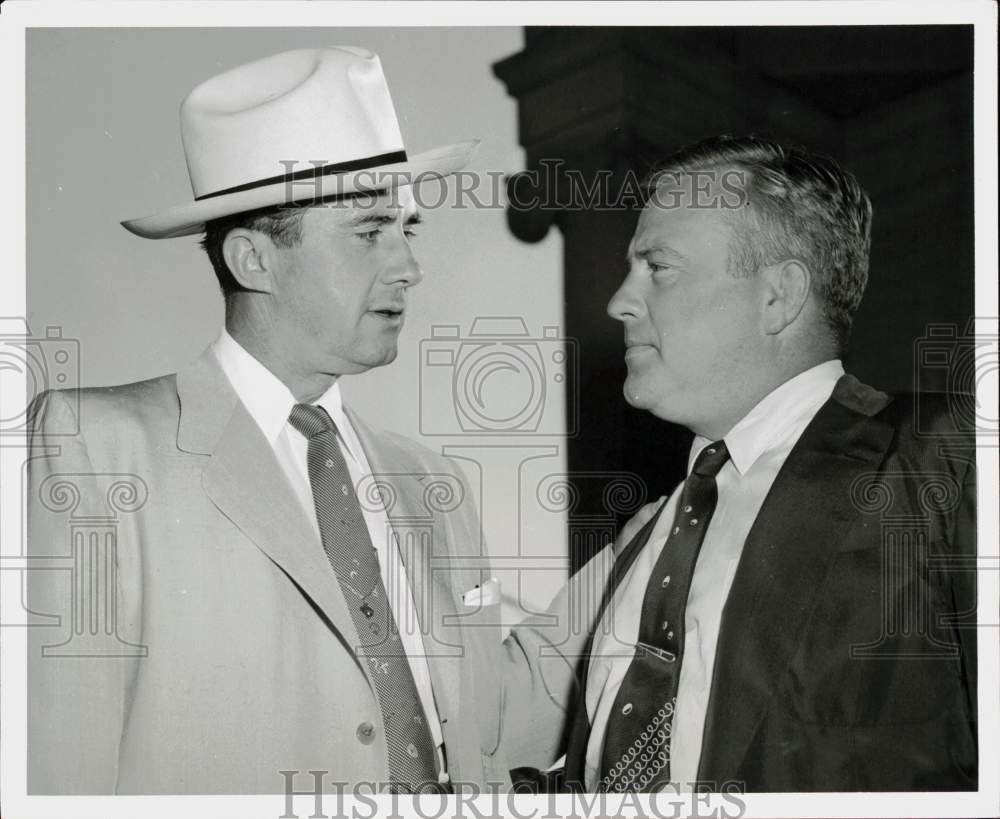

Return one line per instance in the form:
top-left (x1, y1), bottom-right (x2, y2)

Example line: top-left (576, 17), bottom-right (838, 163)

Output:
top-left (26, 46), bottom-right (518, 796)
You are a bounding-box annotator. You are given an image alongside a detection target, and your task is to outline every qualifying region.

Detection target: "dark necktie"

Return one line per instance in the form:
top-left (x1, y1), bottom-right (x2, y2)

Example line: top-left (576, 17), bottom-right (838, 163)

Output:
top-left (289, 404), bottom-right (439, 792)
top-left (598, 440), bottom-right (730, 792)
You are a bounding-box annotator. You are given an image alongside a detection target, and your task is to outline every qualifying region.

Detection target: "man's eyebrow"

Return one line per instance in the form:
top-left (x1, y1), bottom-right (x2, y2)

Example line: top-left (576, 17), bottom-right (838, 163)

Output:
top-left (629, 244), bottom-right (689, 264)
top-left (346, 210), bottom-right (423, 228)
top-left (346, 212), bottom-right (396, 228)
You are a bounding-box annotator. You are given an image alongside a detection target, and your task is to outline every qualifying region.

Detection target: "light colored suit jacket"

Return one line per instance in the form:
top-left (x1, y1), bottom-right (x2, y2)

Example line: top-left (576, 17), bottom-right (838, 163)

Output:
top-left (27, 350), bottom-right (511, 794)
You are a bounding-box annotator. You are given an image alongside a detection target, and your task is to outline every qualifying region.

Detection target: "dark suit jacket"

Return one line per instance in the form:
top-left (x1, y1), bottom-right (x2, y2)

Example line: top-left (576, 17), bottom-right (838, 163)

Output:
top-left (562, 375), bottom-right (978, 792)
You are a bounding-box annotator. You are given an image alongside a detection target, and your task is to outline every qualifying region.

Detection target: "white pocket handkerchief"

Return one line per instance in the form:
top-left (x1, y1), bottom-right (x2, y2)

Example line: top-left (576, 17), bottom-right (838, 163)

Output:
top-left (461, 577), bottom-right (501, 607)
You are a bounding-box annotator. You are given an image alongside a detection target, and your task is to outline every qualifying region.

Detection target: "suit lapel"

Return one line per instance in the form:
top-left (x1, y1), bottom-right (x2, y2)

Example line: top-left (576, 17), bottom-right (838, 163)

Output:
top-left (698, 375), bottom-right (896, 782)
top-left (176, 351), bottom-right (368, 675)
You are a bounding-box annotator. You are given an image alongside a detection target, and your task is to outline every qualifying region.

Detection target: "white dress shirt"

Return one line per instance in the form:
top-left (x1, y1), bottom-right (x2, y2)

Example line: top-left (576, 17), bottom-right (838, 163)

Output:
top-left (212, 330), bottom-right (446, 768)
top-left (584, 359), bottom-right (845, 789)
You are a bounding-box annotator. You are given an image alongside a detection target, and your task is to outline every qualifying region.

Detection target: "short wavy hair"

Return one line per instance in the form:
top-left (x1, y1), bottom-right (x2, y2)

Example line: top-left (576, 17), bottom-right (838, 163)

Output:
top-left (647, 135), bottom-right (872, 354)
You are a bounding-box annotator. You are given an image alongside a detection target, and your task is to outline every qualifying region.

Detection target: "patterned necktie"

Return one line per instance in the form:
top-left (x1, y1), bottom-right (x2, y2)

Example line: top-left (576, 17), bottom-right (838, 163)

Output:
top-left (289, 403), bottom-right (439, 792)
top-left (598, 440), bottom-right (730, 793)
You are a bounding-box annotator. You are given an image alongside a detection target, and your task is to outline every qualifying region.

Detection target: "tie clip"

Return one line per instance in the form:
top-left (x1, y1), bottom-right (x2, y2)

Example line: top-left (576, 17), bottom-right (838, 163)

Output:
top-left (635, 641), bottom-right (676, 664)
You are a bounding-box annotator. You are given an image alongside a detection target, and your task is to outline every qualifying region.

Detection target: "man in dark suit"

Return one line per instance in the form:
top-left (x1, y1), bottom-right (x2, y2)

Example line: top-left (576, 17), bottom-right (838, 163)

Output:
top-left (505, 135), bottom-right (977, 792)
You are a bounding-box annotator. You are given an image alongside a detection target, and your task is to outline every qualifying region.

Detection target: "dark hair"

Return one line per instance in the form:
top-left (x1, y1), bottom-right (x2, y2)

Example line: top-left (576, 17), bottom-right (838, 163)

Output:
top-left (647, 135), bottom-right (872, 354)
top-left (199, 205), bottom-right (306, 300)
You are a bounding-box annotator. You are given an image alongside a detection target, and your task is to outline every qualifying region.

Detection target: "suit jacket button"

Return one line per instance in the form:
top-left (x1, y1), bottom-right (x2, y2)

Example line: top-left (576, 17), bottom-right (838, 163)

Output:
top-left (356, 722), bottom-right (376, 744)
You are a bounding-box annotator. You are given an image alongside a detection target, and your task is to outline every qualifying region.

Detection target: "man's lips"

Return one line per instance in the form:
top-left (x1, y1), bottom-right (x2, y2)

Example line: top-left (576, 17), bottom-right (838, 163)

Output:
top-left (370, 305), bottom-right (405, 319)
top-left (624, 345), bottom-right (655, 360)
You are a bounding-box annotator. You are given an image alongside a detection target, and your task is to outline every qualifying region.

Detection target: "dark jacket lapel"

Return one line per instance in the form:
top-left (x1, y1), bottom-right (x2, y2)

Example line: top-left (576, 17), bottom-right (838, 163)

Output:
top-left (697, 374), bottom-right (896, 782)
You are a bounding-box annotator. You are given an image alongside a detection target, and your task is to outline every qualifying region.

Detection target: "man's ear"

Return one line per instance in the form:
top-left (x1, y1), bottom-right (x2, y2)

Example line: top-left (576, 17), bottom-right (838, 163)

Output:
top-left (221, 229), bottom-right (275, 294)
top-left (760, 259), bottom-right (811, 335)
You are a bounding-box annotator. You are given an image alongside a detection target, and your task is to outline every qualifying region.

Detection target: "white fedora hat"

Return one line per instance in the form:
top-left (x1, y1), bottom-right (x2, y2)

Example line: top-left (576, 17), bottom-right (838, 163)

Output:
top-left (122, 46), bottom-right (478, 239)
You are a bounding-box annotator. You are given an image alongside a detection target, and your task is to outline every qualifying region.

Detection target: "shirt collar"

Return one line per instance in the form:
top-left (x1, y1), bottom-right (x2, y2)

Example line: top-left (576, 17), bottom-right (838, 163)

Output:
top-left (211, 329), bottom-right (349, 452)
top-left (689, 359), bottom-right (845, 477)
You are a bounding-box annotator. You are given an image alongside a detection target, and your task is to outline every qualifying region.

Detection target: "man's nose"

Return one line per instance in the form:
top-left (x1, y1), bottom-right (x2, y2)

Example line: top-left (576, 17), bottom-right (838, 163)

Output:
top-left (607, 273), bottom-right (642, 322)
top-left (387, 239), bottom-right (424, 287)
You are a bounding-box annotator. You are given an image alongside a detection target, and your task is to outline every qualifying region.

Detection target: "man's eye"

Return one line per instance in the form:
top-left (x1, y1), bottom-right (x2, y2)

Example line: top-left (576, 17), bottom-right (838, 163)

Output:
top-left (648, 262), bottom-right (672, 274)
top-left (403, 226), bottom-right (418, 239)
top-left (358, 229), bottom-right (382, 242)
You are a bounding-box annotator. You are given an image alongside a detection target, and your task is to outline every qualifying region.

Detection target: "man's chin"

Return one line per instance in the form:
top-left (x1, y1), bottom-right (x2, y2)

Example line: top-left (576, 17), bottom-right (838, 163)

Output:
top-left (622, 376), bottom-right (653, 410)
top-left (369, 346), bottom-right (399, 369)
top-left (623, 375), bottom-right (683, 424)
top-left (330, 347), bottom-right (398, 376)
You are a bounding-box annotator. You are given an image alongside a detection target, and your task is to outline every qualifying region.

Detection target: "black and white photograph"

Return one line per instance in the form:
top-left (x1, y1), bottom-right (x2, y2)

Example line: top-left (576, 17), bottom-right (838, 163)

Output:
top-left (1, 3), bottom-right (996, 819)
